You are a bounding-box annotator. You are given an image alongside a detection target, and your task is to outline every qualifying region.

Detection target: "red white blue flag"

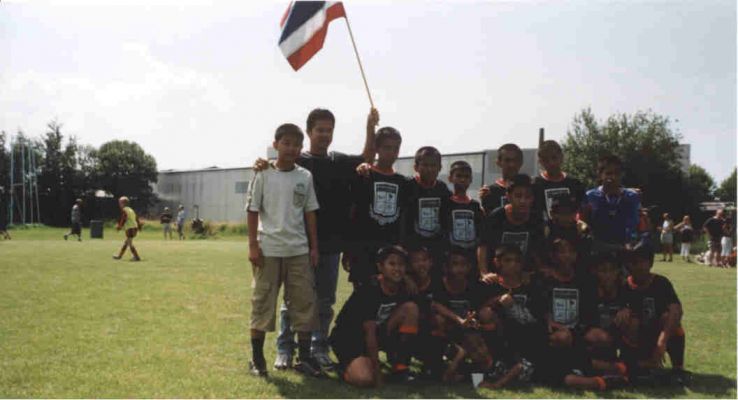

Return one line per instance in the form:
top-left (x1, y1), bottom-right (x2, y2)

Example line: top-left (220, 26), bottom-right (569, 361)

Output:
top-left (279, 1), bottom-right (346, 71)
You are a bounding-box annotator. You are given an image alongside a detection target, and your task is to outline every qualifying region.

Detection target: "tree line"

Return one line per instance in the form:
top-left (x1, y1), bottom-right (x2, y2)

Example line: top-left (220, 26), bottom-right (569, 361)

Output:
top-left (0, 121), bottom-right (158, 226)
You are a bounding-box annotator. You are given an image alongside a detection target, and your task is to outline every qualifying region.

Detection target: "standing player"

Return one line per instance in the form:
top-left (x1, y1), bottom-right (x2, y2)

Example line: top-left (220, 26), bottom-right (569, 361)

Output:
top-left (447, 160), bottom-right (483, 278)
top-left (246, 123), bottom-right (322, 378)
top-left (533, 140), bottom-right (585, 222)
top-left (673, 215), bottom-right (694, 263)
top-left (113, 196), bottom-right (141, 261)
top-left (477, 174), bottom-right (545, 283)
top-left (702, 209), bottom-right (725, 267)
top-left (330, 246), bottom-right (419, 386)
top-left (479, 144), bottom-right (524, 213)
top-left (176, 205), bottom-right (186, 240)
top-left (160, 207), bottom-right (173, 240)
top-left (64, 199), bottom-right (83, 242)
top-left (404, 146), bottom-right (451, 276)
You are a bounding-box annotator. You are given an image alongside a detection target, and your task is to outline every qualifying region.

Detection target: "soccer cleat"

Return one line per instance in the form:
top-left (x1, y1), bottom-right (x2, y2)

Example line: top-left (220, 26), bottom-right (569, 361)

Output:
top-left (389, 369), bottom-right (416, 384)
top-left (273, 353), bottom-right (292, 370)
top-left (602, 374), bottom-right (629, 389)
top-left (112, 255), bottom-right (122, 260)
top-left (312, 352), bottom-right (336, 371)
top-left (130, 256), bottom-right (141, 262)
top-left (294, 356), bottom-right (324, 378)
top-left (670, 369), bottom-right (692, 386)
top-left (249, 359), bottom-right (268, 377)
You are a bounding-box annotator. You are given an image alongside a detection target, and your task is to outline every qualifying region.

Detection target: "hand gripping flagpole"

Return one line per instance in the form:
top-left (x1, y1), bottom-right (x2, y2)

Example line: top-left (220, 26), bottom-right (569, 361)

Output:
top-left (343, 12), bottom-right (375, 109)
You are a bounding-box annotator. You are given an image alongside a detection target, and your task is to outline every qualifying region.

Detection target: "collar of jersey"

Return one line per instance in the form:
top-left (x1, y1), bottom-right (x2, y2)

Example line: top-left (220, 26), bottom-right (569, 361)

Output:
top-left (451, 194), bottom-right (471, 204)
top-left (414, 175), bottom-right (438, 189)
top-left (541, 171), bottom-right (567, 182)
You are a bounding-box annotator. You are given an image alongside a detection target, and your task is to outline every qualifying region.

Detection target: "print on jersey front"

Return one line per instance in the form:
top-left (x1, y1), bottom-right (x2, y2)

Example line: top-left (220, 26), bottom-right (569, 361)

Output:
top-left (417, 198), bottom-right (442, 236)
top-left (510, 294), bottom-right (538, 324)
top-left (377, 302), bottom-right (398, 325)
top-left (543, 187), bottom-right (571, 218)
top-left (451, 209), bottom-right (476, 244)
top-left (501, 231), bottom-right (530, 254)
top-left (372, 182), bottom-right (400, 224)
top-left (552, 287), bottom-right (580, 328)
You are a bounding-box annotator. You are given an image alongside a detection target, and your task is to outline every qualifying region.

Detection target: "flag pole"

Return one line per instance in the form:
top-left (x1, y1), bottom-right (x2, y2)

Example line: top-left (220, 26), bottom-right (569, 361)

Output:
top-left (343, 13), bottom-right (375, 108)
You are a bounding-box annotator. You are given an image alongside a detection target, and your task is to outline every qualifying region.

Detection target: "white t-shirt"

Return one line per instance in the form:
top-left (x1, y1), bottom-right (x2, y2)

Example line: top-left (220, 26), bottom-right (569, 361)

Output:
top-left (246, 164), bottom-right (319, 257)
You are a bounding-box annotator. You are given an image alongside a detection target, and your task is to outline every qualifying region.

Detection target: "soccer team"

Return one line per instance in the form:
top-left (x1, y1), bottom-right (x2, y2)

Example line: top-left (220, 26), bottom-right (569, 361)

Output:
top-left (245, 108), bottom-right (688, 390)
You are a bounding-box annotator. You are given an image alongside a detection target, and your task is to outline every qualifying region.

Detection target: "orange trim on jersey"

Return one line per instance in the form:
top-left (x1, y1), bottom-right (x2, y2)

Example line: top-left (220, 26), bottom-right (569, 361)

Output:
top-left (451, 194), bottom-right (472, 204)
top-left (615, 361), bottom-right (628, 377)
top-left (399, 325), bottom-right (418, 335)
top-left (498, 276), bottom-right (522, 290)
top-left (494, 178), bottom-right (508, 188)
top-left (594, 376), bottom-right (606, 391)
top-left (504, 204), bottom-right (529, 226)
top-left (540, 171), bottom-right (567, 182)
top-left (627, 275), bottom-right (654, 290)
top-left (371, 165), bottom-right (395, 175)
top-left (414, 175), bottom-right (437, 189)
top-left (393, 363), bottom-right (409, 372)
top-left (431, 329), bottom-right (446, 338)
top-left (481, 323), bottom-right (497, 331)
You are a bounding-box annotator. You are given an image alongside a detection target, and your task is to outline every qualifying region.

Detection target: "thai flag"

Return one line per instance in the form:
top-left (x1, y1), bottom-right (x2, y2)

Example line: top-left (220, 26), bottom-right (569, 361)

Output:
top-left (278, 1), bottom-right (346, 71)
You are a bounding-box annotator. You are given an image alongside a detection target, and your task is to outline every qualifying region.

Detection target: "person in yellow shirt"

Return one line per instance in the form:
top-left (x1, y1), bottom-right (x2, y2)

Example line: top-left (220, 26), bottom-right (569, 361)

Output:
top-left (114, 196), bottom-right (142, 261)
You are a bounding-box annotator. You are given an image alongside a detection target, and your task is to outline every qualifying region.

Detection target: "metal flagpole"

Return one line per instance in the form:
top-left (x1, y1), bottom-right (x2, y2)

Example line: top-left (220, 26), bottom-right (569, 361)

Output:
top-left (32, 147), bottom-right (41, 224)
top-left (8, 136), bottom-right (13, 225)
top-left (343, 12), bottom-right (375, 109)
top-left (28, 144), bottom-right (34, 224)
top-left (21, 139), bottom-right (26, 225)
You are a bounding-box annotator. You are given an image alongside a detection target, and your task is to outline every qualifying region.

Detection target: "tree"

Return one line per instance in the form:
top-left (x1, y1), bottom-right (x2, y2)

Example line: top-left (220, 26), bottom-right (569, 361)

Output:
top-left (38, 120), bottom-right (79, 226)
top-left (95, 140), bottom-right (158, 213)
top-left (562, 108), bottom-right (695, 218)
top-left (716, 168), bottom-right (737, 202)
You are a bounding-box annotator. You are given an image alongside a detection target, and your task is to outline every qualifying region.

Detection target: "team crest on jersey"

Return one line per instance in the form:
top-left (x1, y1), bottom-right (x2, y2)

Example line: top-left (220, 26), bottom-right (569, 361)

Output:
top-left (544, 187), bottom-right (571, 218)
top-left (502, 231), bottom-right (530, 254)
top-left (552, 288), bottom-right (579, 328)
top-left (376, 302), bottom-right (397, 324)
top-left (371, 182), bottom-right (400, 225)
top-left (416, 197), bottom-right (441, 237)
top-left (508, 294), bottom-right (537, 324)
top-left (293, 182), bottom-right (307, 207)
top-left (451, 209), bottom-right (476, 247)
top-left (449, 299), bottom-right (471, 318)
top-left (642, 297), bottom-right (656, 321)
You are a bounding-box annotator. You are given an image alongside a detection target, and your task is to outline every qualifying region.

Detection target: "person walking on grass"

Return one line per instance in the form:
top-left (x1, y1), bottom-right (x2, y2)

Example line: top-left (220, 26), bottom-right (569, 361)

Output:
top-left (160, 207), bottom-right (173, 240)
top-left (176, 205), bottom-right (186, 240)
top-left (658, 213), bottom-right (674, 262)
top-left (113, 196), bottom-right (141, 261)
top-left (64, 199), bottom-right (83, 242)
top-left (674, 215), bottom-right (694, 263)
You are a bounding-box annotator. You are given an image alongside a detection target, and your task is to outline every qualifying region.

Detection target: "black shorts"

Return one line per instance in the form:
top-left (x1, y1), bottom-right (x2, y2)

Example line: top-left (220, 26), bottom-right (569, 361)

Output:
top-left (71, 222), bottom-right (81, 235)
top-left (347, 242), bottom-right (385, 285)
top-left (330, 324), bottom-right (392, 371)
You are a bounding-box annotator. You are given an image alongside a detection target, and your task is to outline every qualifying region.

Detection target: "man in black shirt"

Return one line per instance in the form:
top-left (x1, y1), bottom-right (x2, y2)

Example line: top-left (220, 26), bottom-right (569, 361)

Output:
top-left (532, 140), bottom-right (585, 222)
top-left (702, 209), bottom-right (726, 267)
top-left (329, 246), bottom-right (419, 386)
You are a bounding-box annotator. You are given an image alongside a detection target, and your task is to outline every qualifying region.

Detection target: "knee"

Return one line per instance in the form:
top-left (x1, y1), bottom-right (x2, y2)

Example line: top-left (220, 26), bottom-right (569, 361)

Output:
top-left (345, 358), bottom-right (376, 388)
top-left (399, 301), bottom-right (419, 319)
top-left (549, 329), bottom-right (573, 348)
top-left (477, 306), bottom-right (496, 323)
top-left (585, 328), bottom-right (612, 347)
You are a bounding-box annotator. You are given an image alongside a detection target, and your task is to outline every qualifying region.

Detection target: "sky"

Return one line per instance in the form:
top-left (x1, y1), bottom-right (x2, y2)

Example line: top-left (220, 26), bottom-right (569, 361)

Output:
top-left (0, 0), bottom-right (735, 182)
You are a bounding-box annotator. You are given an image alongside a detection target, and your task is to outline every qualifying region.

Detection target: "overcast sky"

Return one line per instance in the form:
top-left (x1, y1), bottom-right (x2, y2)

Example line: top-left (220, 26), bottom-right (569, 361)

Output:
top-left (1, 0), bottom-right (735, 181)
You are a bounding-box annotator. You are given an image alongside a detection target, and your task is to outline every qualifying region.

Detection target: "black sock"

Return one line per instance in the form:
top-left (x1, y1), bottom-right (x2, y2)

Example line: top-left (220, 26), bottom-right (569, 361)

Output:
top-left (298, 336), bottom-right (311, 361)
top-left (251, 337), bottom-right (265, 363)
top-left (394, 331), bottom-right (417, 371)
top-left (423, 334), bottom-right (445, 373)
top-left (667, 331), bottom-right (686, 369)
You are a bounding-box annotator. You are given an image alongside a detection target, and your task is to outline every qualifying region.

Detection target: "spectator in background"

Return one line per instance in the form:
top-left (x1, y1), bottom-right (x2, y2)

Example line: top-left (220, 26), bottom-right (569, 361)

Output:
top-left (702, 209), bottom-right (725, 267)
top-left (160, 207), bottom-right (173, 240)
top-left (720, 218), bottom-right (734, 268)
top-left (674, 215), bottom-right (694, 263)
top-left (176, 205), bottom-right (186, 240)
top-left (64, 199), bottom-right (83, 242)
top-left (658, 213), bottom-right (674, 262)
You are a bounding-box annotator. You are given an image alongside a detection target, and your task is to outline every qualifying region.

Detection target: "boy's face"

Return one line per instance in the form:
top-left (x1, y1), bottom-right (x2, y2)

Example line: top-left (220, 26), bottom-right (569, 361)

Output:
top-left (551, 209), bottom-right (577, 228)
top-left (495, 252), bottom-right (522, 276)
top-left (449, 169), bottom-right (472, 192)
top-left (447, 254), bottom-right (470, 280)
top-left (118, 199), bottom-right (126, 209)
top-left (378, 254), bottom-right (406, 284)
top-left (307, 119), bottom-right (334, 152)
top-left (414, 156), bottom-right (441, 182)
top-left (599, 164), bottom-right (622, 189)
top-left (496, 149), bottom-right (522, 178)
top-left (507, 186), bottom-right (534, 214)
top-left (376, 138), bottom-right (401, 165)
top-left (409, 251), bottom-right (432, 280)
top-left (273, 135), bottom-right (303, 163)
top-left (625, 256), bottom-right (653, 280)
top-left (539, 150), bottom-right (563, 174)
top-left (594, 261), bottom-right (620, 287)
top-left (554, 241), bottom-right (577, 267)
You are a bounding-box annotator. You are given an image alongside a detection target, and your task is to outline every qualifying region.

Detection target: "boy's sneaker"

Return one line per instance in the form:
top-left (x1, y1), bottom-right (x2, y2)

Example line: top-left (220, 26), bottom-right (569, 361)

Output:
top-left (294, 356), bottom-right (324, 378)
top-left (670, 369), bottom-right (692, 386)
top-left (249, 359), bottom-right (268, 377)
top-left (130, 256), bottom-right (141, 262)
top-left (273, 353), bottom-right (292, 370)
top-left (602, 374), bottom-right (629, 389)
top-left (313, 352), bottom-right (336, 371)
top-left (112, 255), bottom-right (122, 260)
top-left (389, 369), bottom-right (416, 384)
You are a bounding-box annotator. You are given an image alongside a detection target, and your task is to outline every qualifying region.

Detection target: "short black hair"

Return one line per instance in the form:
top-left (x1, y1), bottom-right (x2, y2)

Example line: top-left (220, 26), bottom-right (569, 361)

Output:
top-left (445, 246), bottom-right (472, 267)
top-left (414, 146), bottom-right (441, 166)
top-left (624, 240), bottom-right (655, 263)
top-left (507, 173), bottom-right (533, 194)
top-left (375, 126), bottom-right (402, 147)
top-left (589, 251), bottom-right (621, 270)
top-left (538, 140), bottom-right (563, 157)
top-left (274, 123), bottom-right (304, 142)
top-left (376, 245), bottom-right (408, 264)
top-left (497, 143), bottom-right (523, 162)
top-left (494, 243), bottom-right (523, 259)
top-left (597, 154), bottom-right (622, 175)
top-left (406, 244), bottom-right (431, 256)
top-left (306, 108), bottom-right (335, 132)
top-left (450, 160), bottom-right (472, 175)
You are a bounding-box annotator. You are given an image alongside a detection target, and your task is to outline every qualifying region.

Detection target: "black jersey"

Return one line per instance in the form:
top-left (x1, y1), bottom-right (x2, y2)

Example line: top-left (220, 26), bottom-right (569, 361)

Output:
top-left (351, 169), bottom-right (409, 244)
top-left (594, 286), bottom-right (627, 331)
top-left (485, 276), bottom-right (546, 327)
top-left (481, 205), bottom-right (545, 265)
top-left (331, 278), bottom-right (412, 342)
top-left (533, 173), bottom-right (585, 221)
top-left (542, 271), bottom-right (598, 330)
top-left (481, 179), bottom-right (508, 213)
top-left (298, 151), bottom-right (364, 252)
top-left (623, 274), bottom-right (680, 330)
top-left (433, 278), bottom-right (485, 318)
top-left (447, 197), bottom-right (483, 250)
top-left (405, 177), bottom-right (451, 243)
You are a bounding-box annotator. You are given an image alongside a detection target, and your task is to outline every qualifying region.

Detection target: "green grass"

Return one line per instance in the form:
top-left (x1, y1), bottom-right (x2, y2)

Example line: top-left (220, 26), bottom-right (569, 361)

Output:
top-left (0, 226), bottom-right (735, 398)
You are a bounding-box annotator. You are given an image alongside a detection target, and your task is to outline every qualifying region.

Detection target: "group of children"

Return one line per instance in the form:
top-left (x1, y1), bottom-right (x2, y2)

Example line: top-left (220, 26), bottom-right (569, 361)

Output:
top-left (245, 108), bottom-right (689, 391)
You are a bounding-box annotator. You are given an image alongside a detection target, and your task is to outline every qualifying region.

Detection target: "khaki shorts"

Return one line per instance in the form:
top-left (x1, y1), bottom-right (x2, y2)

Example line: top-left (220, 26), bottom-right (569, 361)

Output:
top-left (250, 254), bottom-right (318, 332)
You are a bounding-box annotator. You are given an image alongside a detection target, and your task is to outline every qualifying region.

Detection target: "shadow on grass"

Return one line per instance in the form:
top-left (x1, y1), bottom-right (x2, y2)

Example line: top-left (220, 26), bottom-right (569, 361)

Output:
top-left (264, 371), bottom-right (736, 399)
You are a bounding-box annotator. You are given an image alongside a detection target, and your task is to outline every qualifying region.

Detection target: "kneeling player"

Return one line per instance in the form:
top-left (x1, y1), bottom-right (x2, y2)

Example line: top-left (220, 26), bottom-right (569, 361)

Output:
top-left (329, 246), bottom-right (419, 387)
top-left (621, 241), bottom-right (690, 385)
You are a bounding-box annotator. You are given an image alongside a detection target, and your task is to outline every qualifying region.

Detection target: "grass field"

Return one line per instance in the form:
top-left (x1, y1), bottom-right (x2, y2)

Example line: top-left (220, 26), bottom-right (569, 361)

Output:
top-left (0, 226), bottom-right (736, 398)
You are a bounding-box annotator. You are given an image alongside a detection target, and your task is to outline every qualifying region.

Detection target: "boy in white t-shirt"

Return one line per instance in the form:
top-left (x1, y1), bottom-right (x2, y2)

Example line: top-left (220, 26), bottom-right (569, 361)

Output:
top-left (246, 123), bottom-right (321, 378)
